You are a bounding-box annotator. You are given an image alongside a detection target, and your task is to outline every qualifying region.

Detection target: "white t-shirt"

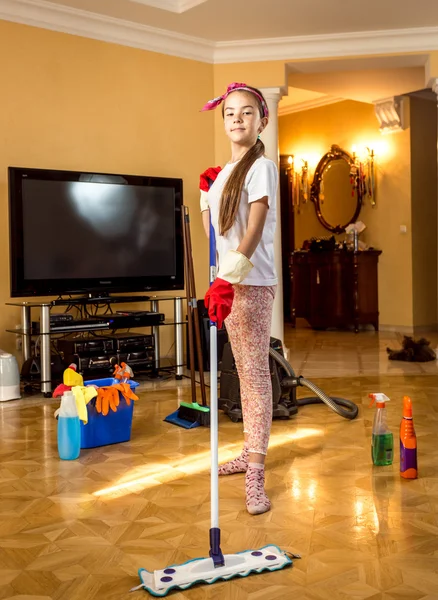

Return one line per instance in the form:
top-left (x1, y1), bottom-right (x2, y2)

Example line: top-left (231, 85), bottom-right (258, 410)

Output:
top-left (205, 156), bottom-right (278, 286)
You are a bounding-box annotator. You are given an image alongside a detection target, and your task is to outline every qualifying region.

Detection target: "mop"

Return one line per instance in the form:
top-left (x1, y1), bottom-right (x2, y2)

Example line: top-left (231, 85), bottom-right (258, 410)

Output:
top-left (133, 219), bottom-right (298, 596)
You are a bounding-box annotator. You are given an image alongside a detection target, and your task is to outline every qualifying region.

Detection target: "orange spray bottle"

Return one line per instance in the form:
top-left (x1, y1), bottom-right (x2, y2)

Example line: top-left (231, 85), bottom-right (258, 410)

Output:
top-left (400, 396), bottom-right (418, 479)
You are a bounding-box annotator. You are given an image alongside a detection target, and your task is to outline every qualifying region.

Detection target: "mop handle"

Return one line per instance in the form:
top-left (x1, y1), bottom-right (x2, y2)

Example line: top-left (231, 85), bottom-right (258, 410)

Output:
top-left (209, 217), bottom-right (219, 531)
top-left (205, 180), bottom-right (224, 566)
top-left (209, 222), bottom-right (217, 287)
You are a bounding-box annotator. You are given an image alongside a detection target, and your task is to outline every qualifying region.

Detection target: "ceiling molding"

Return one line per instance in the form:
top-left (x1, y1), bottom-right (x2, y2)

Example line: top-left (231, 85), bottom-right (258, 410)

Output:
top-left (214, 27), bottom-right (438, 64)
top-left (0, 0), bottom-right (215, 62)
top-left (278, 96), bottom-right (344, 116)
top-left (128, 0), bottom-right (208, 14)
top-left (1, 0), bottom-right (438, 65)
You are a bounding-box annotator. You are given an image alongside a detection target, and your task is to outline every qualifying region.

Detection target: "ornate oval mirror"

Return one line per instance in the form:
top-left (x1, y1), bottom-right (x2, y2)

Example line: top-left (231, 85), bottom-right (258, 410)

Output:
top-left (310, 145), bottom-right (362, 234)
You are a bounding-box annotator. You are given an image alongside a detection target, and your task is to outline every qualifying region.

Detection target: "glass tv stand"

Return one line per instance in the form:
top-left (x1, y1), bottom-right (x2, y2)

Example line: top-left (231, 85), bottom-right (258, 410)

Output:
top-left (6, 295), bottom-right (185, 397)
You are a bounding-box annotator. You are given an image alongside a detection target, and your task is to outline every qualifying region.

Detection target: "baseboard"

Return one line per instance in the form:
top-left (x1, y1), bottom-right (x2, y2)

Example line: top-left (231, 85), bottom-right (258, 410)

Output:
top-left (413, 324), bottom-right (438, 335)
top-left (379, 324), bottom-right (415, 334)
top-left (379, 324), bottom-right (438, 334)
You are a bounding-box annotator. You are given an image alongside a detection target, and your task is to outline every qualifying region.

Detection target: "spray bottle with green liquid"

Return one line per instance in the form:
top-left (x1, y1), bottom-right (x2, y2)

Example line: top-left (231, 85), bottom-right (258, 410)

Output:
top-left (369, 393), bottom-right (394, 466)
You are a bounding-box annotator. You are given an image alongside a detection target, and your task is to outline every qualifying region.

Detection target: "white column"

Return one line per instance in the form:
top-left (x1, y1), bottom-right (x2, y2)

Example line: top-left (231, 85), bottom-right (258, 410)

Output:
top-left (260, 87), bottom-right (285, 344)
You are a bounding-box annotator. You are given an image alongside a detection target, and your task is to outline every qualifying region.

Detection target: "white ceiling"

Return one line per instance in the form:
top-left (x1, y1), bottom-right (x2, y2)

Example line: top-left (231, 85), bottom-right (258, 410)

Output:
top-left (22, 0), bottom-right (438, 42)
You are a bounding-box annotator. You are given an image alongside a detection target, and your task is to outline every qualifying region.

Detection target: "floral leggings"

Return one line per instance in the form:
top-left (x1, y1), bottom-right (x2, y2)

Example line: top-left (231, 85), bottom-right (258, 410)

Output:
top-left (224, 284), bottom-right (276, 455)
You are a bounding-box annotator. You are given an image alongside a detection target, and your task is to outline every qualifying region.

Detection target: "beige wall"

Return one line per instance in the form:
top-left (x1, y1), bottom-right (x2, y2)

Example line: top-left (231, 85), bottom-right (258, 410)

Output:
top-left (288, 67), bottom-right (425, 104)
top-left (410, 95), bottom-right (438, 328)
top-left (0, 20), bottom-right (214, 355)
top-left (279, 100), bottom-right (414, 329)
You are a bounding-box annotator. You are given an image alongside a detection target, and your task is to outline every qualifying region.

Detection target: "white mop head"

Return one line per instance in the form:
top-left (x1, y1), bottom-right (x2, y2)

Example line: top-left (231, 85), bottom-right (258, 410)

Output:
top-left (132, 544), bottom-right (293, 596)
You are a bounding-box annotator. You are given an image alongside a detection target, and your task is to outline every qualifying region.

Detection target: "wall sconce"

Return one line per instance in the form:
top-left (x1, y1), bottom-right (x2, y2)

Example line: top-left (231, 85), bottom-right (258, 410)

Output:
top-left (286, 155), bottom-right (297, 209)
top-left (300, 159), bottom-right (309, 203)
top-left (352, 146), bottom-right (376, 207)
top-left (286, 155), bottom-right (310, 210)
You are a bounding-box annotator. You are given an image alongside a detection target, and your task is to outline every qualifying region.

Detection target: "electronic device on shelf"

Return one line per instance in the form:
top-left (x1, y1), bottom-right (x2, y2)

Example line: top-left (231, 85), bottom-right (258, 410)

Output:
top-left (31, 311), bottom-right (165, 333)
top-left (8, 166), bottom-right (184, 297)
top-left (109, 332), bottom-right (154, 351)
top-left (32, 318), bottom-right (109, 333)
top-left (74, 355), bottom-right (113, 373)
top-left (117, 352), bottom-right (154, 369)
top-left (107, 312), bottom-right (165, 329)
top-left (57, 332), bottom-right (155, 375)
top-left (56, 337), bottom-right (115, 355)
top-left (50, 313), bottom-right (74, 322)
top-left (52, 294), bottom-right (152, 306)
top-left (108, 332), bottom-right (155, 368)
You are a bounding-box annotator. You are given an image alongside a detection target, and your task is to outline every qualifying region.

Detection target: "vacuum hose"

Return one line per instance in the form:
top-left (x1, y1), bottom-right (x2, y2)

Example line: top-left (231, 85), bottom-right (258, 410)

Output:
top-left (269, 347), bottom-right (358, 420)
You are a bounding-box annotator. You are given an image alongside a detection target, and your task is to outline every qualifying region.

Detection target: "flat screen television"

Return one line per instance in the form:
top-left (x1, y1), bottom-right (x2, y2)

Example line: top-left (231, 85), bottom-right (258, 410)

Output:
top-left (8, 166), bottom-right (184, 298)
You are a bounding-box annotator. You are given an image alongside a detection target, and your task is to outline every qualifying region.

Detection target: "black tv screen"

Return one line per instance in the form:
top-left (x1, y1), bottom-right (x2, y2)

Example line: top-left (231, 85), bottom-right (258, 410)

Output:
top-left (9, 167), bottom-right (184, 297)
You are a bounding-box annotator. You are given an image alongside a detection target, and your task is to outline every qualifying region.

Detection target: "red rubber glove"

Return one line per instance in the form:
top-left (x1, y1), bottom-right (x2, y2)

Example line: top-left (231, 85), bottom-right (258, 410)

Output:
top-left (204, 277), bottom-right (234, 329)
top-left (200, 166), bottom-right (222, 192)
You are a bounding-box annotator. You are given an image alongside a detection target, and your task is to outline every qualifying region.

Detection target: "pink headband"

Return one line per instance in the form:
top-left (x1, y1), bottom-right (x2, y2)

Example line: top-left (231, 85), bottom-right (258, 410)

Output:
top-left (201, 82), bottom-right (269, 118)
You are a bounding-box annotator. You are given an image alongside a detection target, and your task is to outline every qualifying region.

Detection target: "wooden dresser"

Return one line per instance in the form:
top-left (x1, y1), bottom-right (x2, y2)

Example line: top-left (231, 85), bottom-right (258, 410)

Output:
top-left (289, 250), bottom-right (382, 332)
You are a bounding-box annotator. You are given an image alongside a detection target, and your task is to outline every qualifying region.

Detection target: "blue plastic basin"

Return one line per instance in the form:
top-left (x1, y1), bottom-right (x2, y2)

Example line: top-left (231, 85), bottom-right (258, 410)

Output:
top-left (80, 377), bottom-right (139, 449)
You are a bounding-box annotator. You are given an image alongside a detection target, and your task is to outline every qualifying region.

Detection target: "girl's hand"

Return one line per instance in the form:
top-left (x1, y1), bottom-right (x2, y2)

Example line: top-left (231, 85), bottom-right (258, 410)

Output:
top-left (204, 278), bottom-right (234, 329)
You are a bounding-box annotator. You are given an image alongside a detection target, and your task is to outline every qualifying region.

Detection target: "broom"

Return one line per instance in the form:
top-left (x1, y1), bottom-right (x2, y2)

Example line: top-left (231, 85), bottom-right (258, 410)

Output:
top-left (164, 206), bottom-right (209, 428)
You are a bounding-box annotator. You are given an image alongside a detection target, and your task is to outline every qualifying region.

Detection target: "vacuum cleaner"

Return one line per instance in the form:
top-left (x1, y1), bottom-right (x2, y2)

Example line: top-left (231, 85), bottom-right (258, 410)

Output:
top-left (219, 337), bottom-right (358, 421)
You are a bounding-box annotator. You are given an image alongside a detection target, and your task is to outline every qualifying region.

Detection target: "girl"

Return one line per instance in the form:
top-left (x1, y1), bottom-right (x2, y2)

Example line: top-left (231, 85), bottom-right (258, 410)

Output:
top-left (199, 83), bottom-right (278, 515)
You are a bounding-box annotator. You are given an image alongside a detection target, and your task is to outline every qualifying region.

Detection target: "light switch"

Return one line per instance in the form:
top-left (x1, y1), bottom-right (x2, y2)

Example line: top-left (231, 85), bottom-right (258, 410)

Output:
top-left (400, 225), bottom-right (407, 234)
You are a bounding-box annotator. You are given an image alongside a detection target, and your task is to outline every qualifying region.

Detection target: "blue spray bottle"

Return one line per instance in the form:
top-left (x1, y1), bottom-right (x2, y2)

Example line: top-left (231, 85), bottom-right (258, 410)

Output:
top-left (57, 390), bottom-right (81, 460)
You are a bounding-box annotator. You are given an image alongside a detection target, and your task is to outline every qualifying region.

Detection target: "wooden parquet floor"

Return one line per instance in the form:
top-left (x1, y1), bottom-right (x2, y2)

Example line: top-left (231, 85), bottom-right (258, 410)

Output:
top-left (1, 331), bottom-right (438, 599)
